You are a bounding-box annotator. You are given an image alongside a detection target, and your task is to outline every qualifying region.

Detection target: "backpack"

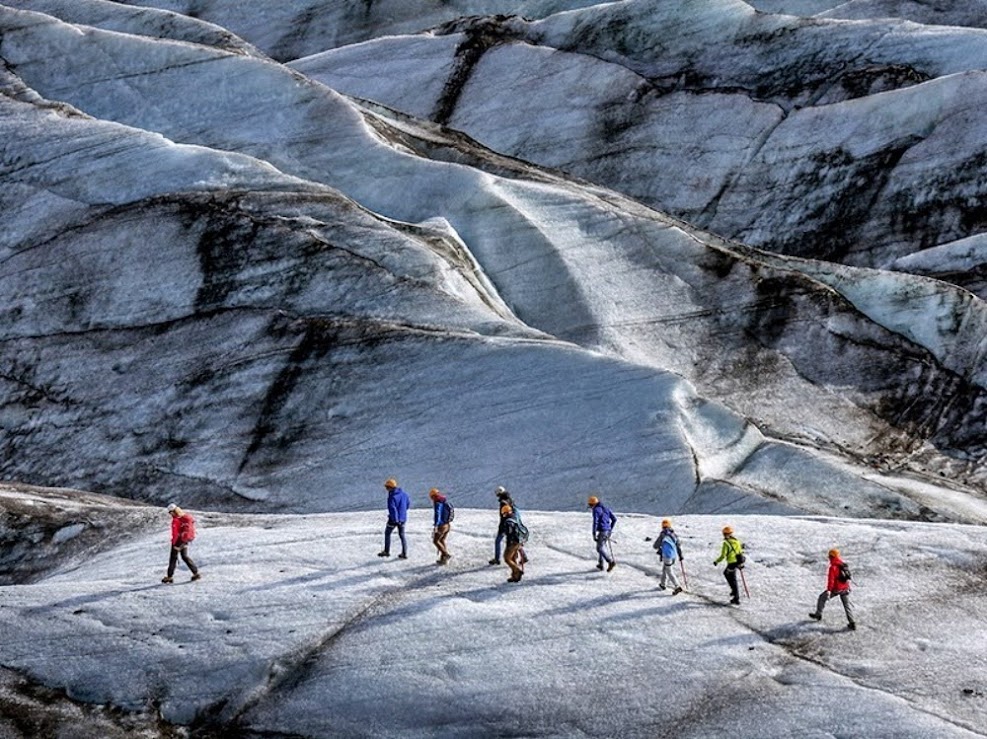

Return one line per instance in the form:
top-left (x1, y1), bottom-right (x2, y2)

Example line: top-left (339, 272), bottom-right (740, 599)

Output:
top-left (514, 519), bottom-right (529, 544)
top-left (660, 532), bottom-right (678, 559)
top-left (837, 562), bottom-right (852, 583)
top-left (180, 515), bottom-right (196, 543)
top-left (444, 501), bottom-right (455, 524)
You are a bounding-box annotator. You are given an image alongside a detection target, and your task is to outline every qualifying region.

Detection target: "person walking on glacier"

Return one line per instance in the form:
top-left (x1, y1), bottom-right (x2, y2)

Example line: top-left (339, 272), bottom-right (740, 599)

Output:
top-left (378, 478), bottom-right (409, 559)
top-left (713, 525), bottom-right (744, 604)
top-left (809, 548), bottom-right (856, 630)
top-left (490, 485), bottom-right (512, 565)
top-left (588, 495), bottom-right (617, 572)
top-left (654, 518), bottom-right (684, 595)
top-left (500, 499), bottom-right (529, 583)
top-left (162, 503), bottom-right (200, 584)
top-left (429, 488), bottom-right (454, 564)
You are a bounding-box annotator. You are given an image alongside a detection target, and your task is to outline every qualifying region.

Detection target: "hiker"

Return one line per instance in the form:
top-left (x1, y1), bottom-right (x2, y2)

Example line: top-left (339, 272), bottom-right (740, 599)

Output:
top-left (490, 486), bottom-right (512, 565)
top-left (162, 503), bottom-right (200, 584)
top-left (501, 500), bottom-right (528, 583)
top-left (378, 478), bottom-right (409, 559)
top-left (588, 495), bottom-right (617, 572)
top-left (713, 525), bottom-right (744, 604)
top-left (429, 488), bottom-right (453, 564)
top-left (654, 518), bottom-right (684, 595)
top-left (809, 548), bottom-right (856, 630)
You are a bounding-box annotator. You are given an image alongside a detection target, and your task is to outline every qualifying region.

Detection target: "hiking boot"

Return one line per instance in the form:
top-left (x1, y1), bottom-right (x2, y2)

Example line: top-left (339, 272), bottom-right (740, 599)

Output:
top-left (190, 573), bottom-right (201, 582)
top-left (436, 558), bottom-right (447, 565)
top-left (398, 553), bottom-right (408, 559)
top-left (607, 561), bottom-right (617, 572)
top-left (489, 558), bottom-right (500, 565)
top-left (657, 584), bottom-right (666, 591)
top-left (377, 551), bottom-right (390, 557)
top-left (160, 576), bottom-right (174, 584)
top-left (596, 563), bottom-right (605, 571)
top-left (730, 597), bottom-right (741, 605)
top-left (672, 587), bottom-right (683, 595)
top-left (507, 576), bottom-right (520, 582)
top-left (809, 612), bottom-right (822, 621)
top-left (848, 622), bottom-right (857, 631)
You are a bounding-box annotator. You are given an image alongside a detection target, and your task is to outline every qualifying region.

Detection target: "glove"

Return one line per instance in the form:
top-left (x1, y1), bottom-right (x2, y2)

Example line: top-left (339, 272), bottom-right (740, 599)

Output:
top-left (713, 560), bottom-right (719, 566)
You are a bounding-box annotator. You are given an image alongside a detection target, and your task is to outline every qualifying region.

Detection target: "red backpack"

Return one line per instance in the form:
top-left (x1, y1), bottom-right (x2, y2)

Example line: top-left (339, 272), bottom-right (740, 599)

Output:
top-left (180, 514), bottom-right (196, 543)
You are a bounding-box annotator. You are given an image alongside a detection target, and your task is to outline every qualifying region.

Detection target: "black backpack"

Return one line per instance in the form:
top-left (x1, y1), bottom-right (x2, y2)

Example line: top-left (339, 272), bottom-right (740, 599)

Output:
top-left (837, 562), bottom-right (852, 583)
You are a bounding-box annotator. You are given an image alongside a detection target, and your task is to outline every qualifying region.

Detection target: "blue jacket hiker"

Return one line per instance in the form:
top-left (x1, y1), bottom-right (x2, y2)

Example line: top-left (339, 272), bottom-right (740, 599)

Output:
top-left (429, 488), bottom-right (453, 565)
top-left (654, 519), bottom-right (684, 594)
top-left (378, 478), bottom-right (409, 559)
top-left (588, 495), bottom-right (617, 572)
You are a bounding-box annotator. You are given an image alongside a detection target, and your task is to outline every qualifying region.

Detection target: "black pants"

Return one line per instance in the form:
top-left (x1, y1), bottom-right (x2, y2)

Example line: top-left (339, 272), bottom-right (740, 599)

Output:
top-left (168, 545), bottom-right (198, 577)
top-left (724, 564), bottom-right (740, 601)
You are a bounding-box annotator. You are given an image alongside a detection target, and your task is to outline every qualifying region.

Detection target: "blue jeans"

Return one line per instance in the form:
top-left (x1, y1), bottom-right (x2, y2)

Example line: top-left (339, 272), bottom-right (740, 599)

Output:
top-left (384, 521), bottom-right (407, 556)
top-left (494, 532), bottom-right (505, 561)
top-left (596, 532), bottom-right (613, 565)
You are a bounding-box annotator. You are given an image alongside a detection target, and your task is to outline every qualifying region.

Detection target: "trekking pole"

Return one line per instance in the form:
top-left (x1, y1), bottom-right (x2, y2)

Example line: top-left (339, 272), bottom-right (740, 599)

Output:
top-left (608, 538), bottom-right (616, 564)
top-left (679, 560), bottom-right (689, 588)
top-left (740, 567), bottom-right (751, 598)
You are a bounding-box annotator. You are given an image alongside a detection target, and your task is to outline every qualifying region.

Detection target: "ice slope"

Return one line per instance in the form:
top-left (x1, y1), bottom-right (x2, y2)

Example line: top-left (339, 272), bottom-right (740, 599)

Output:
top-left (0, 485), bottom-right (985, 737)
top-left (2, 4), bottom-right (987, 507)
top-left (290, 6), bottom-right (987, 277)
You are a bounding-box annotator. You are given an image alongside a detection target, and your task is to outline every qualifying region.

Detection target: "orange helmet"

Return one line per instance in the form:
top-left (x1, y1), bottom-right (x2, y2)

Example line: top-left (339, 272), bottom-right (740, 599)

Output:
top-left (429, 488), bottom-right (441, 499)
top-left (500, 504), bottom-right (513, 517)
top-left (828, 548), bottom-right (840, 559)
top-left (661, 519), bottom-right (672, 528)
top-left (722, 526), bottom-right (733, 535)
top-left (384, 478), bottom-right (397, 490)
top-left (587, 495), bottom-right (599, 507)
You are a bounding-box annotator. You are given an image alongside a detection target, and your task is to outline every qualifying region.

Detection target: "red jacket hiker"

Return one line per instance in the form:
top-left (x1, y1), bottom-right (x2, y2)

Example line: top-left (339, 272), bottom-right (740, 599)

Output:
top-left (171, 511), bottom-right (196, 547)
top-left (810, 548), bottom-right (855, 629)
top-left (827, 555), bottom-right (850, 594)
top-left (162, 504), bottom-right (200, 584)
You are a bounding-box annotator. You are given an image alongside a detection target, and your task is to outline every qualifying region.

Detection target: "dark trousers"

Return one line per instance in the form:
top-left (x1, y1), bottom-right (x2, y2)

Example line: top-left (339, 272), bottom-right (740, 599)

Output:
top-left (724, 564), bottom-right (740, 601)
top-left (168, 545), bottom-right (198, 577)
top-left (384, 521), bottom-right (407, 556)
